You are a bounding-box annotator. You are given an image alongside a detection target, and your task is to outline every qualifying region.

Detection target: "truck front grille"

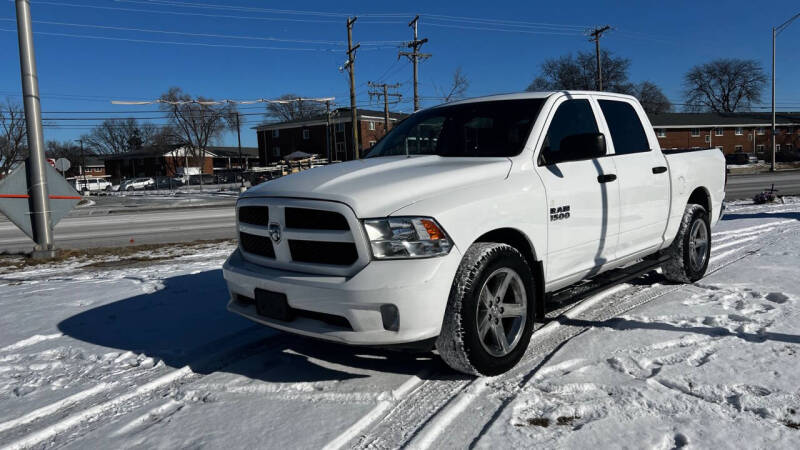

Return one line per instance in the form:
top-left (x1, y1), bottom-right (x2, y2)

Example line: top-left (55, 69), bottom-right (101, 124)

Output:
top-left (236, 199), bottom-right (369, 276)
top-left (239, 232), bottom-right (275, 258)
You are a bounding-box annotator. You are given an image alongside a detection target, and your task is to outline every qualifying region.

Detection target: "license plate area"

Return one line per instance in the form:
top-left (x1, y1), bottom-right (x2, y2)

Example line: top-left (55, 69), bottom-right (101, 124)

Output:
top-left (254, 289), bottom-right (293, 321)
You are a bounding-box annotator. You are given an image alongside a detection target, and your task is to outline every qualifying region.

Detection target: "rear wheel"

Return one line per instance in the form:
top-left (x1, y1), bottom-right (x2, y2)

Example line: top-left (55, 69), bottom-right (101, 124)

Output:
top-left (436, 243), bottom-right (535, 376)
top-left (661, 204), bottom-right (711, 283)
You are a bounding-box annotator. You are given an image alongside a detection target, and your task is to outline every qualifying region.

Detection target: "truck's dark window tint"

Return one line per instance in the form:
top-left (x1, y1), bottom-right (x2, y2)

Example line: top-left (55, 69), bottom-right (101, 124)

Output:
top-left (364, 99), bottom-right (544, 158)
top-left (540, 99), bottom-right (598, 164)
top-left (598, 100), bottom-right (650, 155)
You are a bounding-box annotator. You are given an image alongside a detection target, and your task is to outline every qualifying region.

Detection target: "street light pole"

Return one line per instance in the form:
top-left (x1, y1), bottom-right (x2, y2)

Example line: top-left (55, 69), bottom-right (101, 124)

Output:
top-left (771, 12), bottom-right (800, 172)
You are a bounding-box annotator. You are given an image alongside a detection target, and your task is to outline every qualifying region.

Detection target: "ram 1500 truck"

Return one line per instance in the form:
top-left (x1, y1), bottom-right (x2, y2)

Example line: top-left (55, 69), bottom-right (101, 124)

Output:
top-left (223, 91), bottom-right (726, 375)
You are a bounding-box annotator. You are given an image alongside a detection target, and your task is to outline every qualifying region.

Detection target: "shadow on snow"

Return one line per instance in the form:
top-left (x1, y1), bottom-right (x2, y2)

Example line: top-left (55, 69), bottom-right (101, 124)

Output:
top-left (58, 270), bottom-right (451, 383)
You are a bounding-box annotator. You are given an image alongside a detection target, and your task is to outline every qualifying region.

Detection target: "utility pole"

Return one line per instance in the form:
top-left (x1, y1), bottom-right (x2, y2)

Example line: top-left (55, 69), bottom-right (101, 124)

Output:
top-left (588, 25), bottom-right (611, 91)
top-left (15, 0), bottom-right (54, 257)
top-left (399, 16), bottom-right (431, 112)
top-left (367, 82), bottom-right (402, 132)
top-left (325, 100), bottom-right (332, 162)
top-left (346, 17), bottom-right (360, 159)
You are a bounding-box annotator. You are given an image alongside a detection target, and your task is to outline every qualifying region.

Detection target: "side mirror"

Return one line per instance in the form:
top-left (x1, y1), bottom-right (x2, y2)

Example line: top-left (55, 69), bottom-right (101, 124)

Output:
top-left (559, 133), bottom-right (606, 161)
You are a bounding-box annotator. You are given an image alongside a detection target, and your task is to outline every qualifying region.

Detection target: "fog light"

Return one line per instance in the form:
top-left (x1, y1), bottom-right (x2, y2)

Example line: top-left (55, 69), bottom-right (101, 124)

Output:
top-left (380, 304), bottom-right (399, 332)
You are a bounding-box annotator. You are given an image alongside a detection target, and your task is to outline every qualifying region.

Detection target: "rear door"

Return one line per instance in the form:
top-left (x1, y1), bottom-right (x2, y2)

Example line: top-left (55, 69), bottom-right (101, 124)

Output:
top-left (597, 97), bottom-right (670, 257)
top-left (535, 95), bottom-right (619, 284)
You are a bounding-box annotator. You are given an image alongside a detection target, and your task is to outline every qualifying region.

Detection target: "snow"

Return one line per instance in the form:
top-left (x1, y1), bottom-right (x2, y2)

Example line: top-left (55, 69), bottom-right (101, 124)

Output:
top-left (1, 199), bottom-right (799, 448)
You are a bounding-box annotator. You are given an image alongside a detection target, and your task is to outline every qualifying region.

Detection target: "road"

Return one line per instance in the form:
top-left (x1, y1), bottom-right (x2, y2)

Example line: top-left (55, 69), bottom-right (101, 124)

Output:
top-left (0, 171), bottom-right (796, 252)
top-left (0, 207), bottom-right (235, 253)
top-left (726, 170), bottom-right (800, 199)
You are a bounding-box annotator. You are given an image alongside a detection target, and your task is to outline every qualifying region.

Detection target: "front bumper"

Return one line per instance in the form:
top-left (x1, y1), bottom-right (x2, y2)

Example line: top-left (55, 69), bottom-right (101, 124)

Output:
top-left (222, 247), bottom-right (462, 345)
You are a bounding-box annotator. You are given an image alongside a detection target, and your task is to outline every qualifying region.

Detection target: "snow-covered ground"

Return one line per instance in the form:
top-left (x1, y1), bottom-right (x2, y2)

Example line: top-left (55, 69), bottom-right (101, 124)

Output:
top-left (1, 199), bottom-right (799, 448)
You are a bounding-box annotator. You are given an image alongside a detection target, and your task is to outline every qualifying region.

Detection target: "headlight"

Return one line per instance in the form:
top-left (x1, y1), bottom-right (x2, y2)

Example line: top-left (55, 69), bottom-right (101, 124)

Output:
top-left (363, 217), bottom-right (453, 259)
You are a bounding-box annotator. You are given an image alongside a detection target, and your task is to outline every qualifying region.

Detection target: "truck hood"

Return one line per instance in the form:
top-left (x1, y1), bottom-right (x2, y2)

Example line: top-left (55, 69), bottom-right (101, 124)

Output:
top-left (242, 155), bottom-right (512, 217)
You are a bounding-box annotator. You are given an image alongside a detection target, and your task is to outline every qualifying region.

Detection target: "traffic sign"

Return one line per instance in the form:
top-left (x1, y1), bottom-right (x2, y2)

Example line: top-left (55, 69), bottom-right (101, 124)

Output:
top-left (54, 158), bottom-right (71, 172)
top-left (0, 160), bottom-right (81, 241)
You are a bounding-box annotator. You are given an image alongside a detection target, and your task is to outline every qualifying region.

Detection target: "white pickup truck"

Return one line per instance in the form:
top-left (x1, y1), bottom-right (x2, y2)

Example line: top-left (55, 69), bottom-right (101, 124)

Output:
top-left (223, 91), bottom-right (725, 375)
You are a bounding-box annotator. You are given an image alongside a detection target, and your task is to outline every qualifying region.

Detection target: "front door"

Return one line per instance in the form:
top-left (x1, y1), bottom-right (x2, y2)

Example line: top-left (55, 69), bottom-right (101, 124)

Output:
top-left (535, 97), bottom-right (619, 284)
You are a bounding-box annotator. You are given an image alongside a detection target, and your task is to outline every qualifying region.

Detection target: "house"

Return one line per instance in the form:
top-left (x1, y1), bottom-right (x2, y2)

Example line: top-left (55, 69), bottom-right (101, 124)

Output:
top-left (648, 112), bottom-right (800, 159)
top-left (78, 156), bottom-right (106, 177)
top-left (104, 145), bottom-right (260, 182)
top-left (254, 108), bottom-right (408, 165)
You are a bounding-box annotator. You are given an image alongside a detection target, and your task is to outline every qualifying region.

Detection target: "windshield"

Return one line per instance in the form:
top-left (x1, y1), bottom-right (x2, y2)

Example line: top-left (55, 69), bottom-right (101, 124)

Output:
top-left (364, 98), bottom-right (545, 158)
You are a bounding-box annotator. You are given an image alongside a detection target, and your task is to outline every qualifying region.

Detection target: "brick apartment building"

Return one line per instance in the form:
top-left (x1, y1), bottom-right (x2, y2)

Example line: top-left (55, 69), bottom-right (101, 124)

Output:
top-left (648, 112), bottom-right (800, 159)
top-left (104, 146), bottom-right (259, 182)
top-left (254, 108), bottom-right (408, 165)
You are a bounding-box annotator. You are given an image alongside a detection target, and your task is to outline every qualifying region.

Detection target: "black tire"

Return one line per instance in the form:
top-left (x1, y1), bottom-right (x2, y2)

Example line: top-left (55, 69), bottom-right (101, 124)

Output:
top-left (661, 204), bottom-right (711, 283)
top-left (436, 243), bottom-right (536, 376)
top-left (126, 186), bottom-right (134, 192)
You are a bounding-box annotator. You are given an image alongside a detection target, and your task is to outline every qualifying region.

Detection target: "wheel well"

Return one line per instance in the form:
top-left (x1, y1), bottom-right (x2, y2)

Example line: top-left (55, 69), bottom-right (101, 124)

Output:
top-left (688, 187), bottom-right (711, 215)
top-left (474, 228), bottom-right (545, 320)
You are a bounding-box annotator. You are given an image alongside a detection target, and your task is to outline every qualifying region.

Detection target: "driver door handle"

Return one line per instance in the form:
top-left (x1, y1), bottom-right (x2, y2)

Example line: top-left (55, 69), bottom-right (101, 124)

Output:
top-left (597, 174), bottom-right (617, 183)
top-left (652, 166), bottom-right (668, 174)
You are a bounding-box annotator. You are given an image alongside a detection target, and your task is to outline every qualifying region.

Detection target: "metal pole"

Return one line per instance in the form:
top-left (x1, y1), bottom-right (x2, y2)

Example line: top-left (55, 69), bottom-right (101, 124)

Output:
top-left (236, 112), bottom-right (244, 189)
top-left (15, 0), bottom-right (54, 255)
top-left (347, 17), bottom-right (360, 159)
top-left (595, 37), bottom-right (602, 91)
top-left (383, 84), bottom-right (389, 132)
top-left (325, 101), bottom-right (331, 162)
top-left (771, 27), bottom-right (776, 172)
top-left (412, 18), bottom-right (420, 111)
top-left (79, 139), bottom-right (87, 189)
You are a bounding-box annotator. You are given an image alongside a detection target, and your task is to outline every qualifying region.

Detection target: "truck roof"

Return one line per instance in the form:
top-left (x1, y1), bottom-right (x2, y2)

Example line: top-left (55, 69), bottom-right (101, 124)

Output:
top-left (443, 90), bottom-right (638, 107)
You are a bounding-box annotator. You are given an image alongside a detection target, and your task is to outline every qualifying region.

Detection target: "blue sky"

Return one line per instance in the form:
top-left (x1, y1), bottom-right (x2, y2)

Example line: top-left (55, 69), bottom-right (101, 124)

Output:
top-left (1, 0), bottom-right (799, 148)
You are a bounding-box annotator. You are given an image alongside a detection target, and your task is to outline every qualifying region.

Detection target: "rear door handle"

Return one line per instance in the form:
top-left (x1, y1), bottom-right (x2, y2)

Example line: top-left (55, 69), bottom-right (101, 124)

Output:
top-left (597, 174), bottom-right (617, 183)
top-left (652, 166), bottom-right (667, 174)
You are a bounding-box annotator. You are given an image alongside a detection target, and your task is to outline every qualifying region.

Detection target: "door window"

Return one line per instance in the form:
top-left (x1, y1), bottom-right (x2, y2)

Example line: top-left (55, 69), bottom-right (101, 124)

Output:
top-left (539, 99), bottom-right (599, 165)
top-left (598, 100), bottom-right (650, 155)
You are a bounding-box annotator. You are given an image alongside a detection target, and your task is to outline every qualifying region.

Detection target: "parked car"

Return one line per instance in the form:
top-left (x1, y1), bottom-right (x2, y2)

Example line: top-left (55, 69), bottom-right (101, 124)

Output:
top-left (73, 177), bottom-right (112, 192)
top-left (119, 177), bottom-right (155, 191)
top-left (223, 91), bottom-right (726, 376)
top-left (153, 177), bottom-right (185, 189)
top-left (188, 174), bottom-right (216, 185)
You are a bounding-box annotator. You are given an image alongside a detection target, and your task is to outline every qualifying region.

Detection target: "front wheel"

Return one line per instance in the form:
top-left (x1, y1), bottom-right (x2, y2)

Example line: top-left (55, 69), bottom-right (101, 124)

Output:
top-left (661, 204), bottom-right (711, 283)
top-left (436, 243), bottom-right (536, 376)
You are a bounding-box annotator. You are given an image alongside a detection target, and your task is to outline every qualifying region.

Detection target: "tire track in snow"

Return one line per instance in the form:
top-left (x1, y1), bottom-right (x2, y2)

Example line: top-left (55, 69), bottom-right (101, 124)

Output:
top-left (1, 329), bottom-right (283, 449)
top-left (357, 214), bottom-right (800, 449)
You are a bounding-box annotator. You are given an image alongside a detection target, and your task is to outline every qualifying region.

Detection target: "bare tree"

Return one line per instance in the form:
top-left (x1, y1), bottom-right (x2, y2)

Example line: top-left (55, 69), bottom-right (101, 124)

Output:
top-left (437, 67), bottom-right (470, 103)
top-left (527, 50), bottom-right (632, 93)
top-left (683, 59), bottom-right (767, 112)
top-left (81, 118), bottom-right (160, 155)
top-left (632, 81), bottom-right (672, 114)
top-left (266, 94), bottom-right (326, 122)
top-left (0, 100), bottom-right (27, 176)
top-left (159, 87), bottom-right (237, 178)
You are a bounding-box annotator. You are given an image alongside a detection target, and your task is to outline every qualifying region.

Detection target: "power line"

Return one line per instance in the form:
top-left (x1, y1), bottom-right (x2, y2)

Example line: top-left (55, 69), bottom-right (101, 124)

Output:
top-left (0, 17), bottom-right (404, 47)
top-left (0, 27), bottom-right (333, 52)
top-left (425, 22), bottom-right (584, 36)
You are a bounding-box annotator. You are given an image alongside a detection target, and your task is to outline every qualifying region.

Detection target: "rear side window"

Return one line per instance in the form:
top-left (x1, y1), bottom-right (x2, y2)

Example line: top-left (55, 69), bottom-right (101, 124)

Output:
top-left (540, 99), bottom-right (599, 164)
top-left (598, 100), bottom-right (650, 155)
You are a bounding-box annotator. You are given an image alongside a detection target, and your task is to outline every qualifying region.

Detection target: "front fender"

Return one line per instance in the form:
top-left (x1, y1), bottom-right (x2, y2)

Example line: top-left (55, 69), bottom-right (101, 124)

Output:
top-left (390, 172), bottom-right (547, 263)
